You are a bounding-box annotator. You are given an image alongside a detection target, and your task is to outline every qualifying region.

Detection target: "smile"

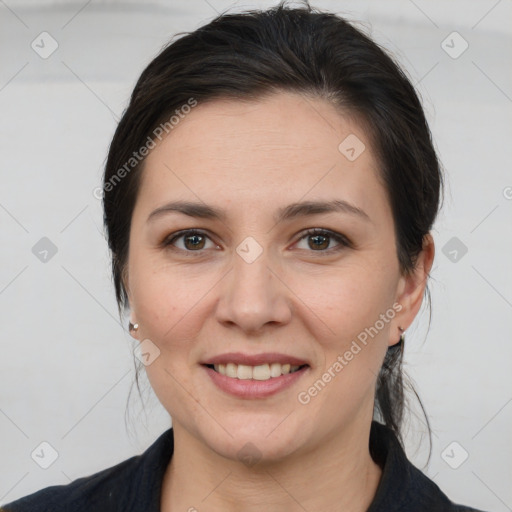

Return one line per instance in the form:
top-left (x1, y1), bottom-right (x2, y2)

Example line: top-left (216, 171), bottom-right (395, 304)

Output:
top-left (202, 363), bottom-right (309, 399)
top-left (208, 362), bottom-right (306, 381)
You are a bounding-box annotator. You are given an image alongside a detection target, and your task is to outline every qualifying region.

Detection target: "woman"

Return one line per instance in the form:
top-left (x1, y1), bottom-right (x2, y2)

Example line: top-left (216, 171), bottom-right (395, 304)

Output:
top-left (2, 1), bottom-right (488, 511)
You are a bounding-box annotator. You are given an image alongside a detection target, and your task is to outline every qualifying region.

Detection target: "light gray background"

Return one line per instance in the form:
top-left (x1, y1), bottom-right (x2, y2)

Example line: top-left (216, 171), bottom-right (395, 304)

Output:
top-left (1, 0), bottom-right (511, 509)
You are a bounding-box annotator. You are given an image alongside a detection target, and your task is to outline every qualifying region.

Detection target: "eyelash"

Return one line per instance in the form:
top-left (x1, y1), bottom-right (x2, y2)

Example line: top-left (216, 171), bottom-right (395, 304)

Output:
top-left (161, 228), bottom-right (352, 256)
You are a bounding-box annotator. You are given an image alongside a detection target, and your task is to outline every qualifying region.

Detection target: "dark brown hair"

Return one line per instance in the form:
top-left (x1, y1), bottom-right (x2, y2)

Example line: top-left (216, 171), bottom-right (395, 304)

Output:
top-left (103, 0), bottom-right (442, 452)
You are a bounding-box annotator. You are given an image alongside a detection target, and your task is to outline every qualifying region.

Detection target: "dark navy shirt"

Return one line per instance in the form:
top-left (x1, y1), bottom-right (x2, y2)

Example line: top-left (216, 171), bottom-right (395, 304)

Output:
top-left (2, 421), bottom-right (488, 511)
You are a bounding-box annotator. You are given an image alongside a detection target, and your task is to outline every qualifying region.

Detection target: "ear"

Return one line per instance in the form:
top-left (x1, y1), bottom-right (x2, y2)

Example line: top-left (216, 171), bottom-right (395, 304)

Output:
top-left (128, 317), bottom-right (140, 340)
top-left (389, 233), bottom-right (435, 347)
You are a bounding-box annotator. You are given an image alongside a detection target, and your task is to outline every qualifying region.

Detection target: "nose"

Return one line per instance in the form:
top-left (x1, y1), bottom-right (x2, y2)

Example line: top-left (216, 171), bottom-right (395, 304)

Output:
top-left (215, 246), bottom-right (292, 334)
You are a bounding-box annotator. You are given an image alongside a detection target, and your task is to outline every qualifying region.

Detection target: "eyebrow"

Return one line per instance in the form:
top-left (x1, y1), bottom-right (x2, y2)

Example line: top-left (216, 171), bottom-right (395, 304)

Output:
top-left (147, 199), bottom-right (371, 224)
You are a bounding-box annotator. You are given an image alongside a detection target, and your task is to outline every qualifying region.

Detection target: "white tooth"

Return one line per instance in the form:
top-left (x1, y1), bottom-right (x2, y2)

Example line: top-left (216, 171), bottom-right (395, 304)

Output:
top-left (226, 363), bottom-right (238, 378)
top-left (270, 363), bottom-right (282, 378)
top-left (253, 364), bottom-right (271, 380)
top-left (214, 362), bottom-right (302, 380)
top-left (237, 364), bottom-right (253, 380)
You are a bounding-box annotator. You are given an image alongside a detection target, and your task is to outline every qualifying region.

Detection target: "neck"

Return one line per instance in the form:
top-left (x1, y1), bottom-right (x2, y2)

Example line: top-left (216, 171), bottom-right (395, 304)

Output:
top-left (161, 418), bottom-right (382, 512)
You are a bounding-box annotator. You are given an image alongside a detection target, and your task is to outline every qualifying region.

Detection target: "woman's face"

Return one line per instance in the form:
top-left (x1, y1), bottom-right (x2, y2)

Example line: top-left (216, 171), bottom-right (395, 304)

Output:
top-left (126, 91), bottom-right (429, 462)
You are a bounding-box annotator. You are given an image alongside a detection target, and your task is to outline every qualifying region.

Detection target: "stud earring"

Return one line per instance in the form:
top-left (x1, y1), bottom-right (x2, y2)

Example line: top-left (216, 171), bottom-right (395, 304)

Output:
top-left (128, 321), bottom-right (139, 332)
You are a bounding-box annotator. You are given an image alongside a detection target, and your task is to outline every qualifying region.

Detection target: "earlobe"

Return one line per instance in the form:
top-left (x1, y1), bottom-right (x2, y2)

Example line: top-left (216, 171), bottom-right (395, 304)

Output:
top-left (128, 319), bottom-right (139, 338)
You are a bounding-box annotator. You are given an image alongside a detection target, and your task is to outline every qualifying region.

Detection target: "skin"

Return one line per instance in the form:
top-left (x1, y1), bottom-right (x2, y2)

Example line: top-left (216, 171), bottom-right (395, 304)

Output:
top-left (125, 91), bottom-right (435, 512)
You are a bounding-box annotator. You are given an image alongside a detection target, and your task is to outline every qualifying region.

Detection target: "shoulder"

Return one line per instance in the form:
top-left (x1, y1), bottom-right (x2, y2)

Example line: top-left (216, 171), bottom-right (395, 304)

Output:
top-left (1, 428), bottom-right (174, 512)
top-left (1, 456), bottom-right (140, 512)
top-left (368, 421), bottom-right (490, 512)
top-left (402, 462), bottom-right (490, 512)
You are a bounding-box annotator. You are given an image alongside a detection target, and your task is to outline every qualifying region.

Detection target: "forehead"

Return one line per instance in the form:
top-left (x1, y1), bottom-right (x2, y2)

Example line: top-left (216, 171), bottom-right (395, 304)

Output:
top-left (147, 92), bottom-right (372, 165)
top-left (136, 92), bottom-right (387, 221)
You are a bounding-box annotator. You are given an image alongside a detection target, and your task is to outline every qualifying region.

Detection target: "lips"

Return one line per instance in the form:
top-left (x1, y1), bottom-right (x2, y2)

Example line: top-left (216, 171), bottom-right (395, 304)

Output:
top-left (203, 362), bottom-right (309, 398)
top-left (201, 352), bottom-right (309, 367)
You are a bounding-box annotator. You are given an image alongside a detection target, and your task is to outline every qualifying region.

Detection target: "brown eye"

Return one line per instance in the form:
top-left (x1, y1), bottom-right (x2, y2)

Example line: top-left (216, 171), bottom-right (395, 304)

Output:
top-left (308, 233), bottom-right (329, 250)
top-left (163, 230), bottom-right (217, 252)
top-left (183, 233), bottom-right (206, 250)
top-left (295, 228), bottom-right (351, 252)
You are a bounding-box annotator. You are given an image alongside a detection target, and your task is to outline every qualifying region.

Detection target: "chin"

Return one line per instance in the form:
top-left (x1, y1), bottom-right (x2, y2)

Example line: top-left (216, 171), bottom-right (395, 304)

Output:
top-left (197, 415), bottom-right (308, 465)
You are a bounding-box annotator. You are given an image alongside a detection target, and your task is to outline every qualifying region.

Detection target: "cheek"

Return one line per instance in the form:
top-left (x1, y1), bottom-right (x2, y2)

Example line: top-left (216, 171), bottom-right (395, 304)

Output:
top-left (129, 249), bottom-right (211, 331)
top-left (129, 264), bottom-right (210, 414)
top-left (297, 275), bottom-right (393, 419)
top-left (291, 259), bottom-right (397, 336)
top-left (289, 260), bottom-right (396, 400)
